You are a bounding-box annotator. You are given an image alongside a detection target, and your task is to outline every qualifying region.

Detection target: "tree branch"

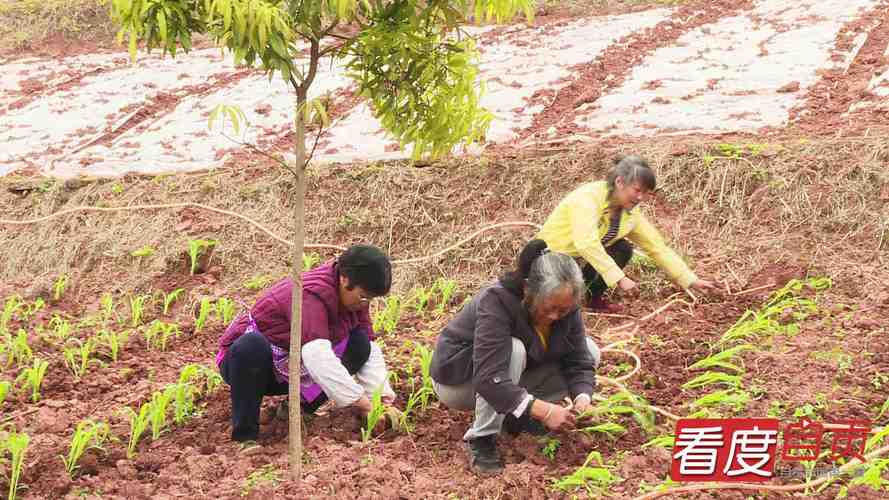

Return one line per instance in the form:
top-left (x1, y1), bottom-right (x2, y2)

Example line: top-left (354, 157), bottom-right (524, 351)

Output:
top-left (221, 132), bottom-right (296, 177)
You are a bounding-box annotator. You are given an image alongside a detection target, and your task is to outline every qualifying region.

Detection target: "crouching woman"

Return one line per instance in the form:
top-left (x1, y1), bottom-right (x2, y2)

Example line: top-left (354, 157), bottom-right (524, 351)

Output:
top-left (430, 240), bottom-right (600, 474)
top-left (216, 244), bottom-right (397, 442)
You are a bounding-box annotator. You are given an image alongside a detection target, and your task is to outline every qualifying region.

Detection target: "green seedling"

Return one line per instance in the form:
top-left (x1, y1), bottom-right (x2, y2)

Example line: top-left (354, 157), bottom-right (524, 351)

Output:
top-left (169, 380), bottom-right (197, 425)
top-left (48, 315), bottom-right (73, 343)
top-left (642, 435), bottom-right (675, 449)
top-left (4, 431), bottom-right (30, 500)
top-left (0, 381), bottom-right (10, 406)
top-left (15, 358), bottom-right (48, 403)
top-left (540, 437), bottom-right (561, 461)
top-left (160, 288), bottom-right (184, 316)
top-left (3, 330), bottom-right (32, 369)
top-left (413, 342), bottom-right (435, 411)
top-left (144, 321), bottom-right (179, 351)
top-left (302, 252), bottom-right (321, 270)
top-left (579, 422), bottom-right (627, 439)
top-left (372, 295), bottom-right (402, 335)
top-left (410, 287), bottom-right (435, 314)
top-left (178, 363), bottom-right (223, 395)
top-left (580, 390), bottom-right (656, 435)
top-left (62, 338), bottom-right (103, 379)
top-left (681, 371), bottom-right (742, 390)
top-left (1, 296), bottom-right (20, 334)
top-left (129, 294), bottom-right (150, 327)
top-left (187, 239), bottom-right (217, 274)
top-left (60, 420), bottom-right (109, 478)
top-left (361, 385), bottom-right (387, 443)
top-left (688, 344), bottom-right (753, 373)
top-left (123, 402), bottom-right (151, 458)
top-left (195, 298), bottom-right (214, 333)
top-left (18, 298), bottom-right (45, 320)
top-left (433, 278), bottom-right (458, 314)
top-left (216, 297), bottom-right (236, 324)
top-left (552, 450), bottom-right (620, 495)
top-left (848, 459), bottom-right (889, 492)
top-left (241, 464), bottom-right (281, 497)
top-left (100, 293), bottom-right (115, 324)
top-left (149, 388), bottom-right (174, 440)
top-left (130, 245), bottom-right (155, 258)
top-left (96, 329), bottom-right (129, 362)
top-left (52, 275), bottom-right (68, 302)
top-left (244, 275), bottom-right (274, 291)
top-left (692, 390), bottom-right (750, 413)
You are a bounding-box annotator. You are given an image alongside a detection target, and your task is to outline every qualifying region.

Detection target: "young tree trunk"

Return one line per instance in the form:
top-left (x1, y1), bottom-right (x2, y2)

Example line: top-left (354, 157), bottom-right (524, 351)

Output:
top-left (288, 87), bottom-right (308, 482)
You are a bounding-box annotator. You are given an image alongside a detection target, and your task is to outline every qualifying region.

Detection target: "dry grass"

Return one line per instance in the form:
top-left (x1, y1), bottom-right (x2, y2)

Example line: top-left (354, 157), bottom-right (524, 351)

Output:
top-left (0, 135), bottom-right (887, 308)
top-left (0, 0), bottom-right (116, 52)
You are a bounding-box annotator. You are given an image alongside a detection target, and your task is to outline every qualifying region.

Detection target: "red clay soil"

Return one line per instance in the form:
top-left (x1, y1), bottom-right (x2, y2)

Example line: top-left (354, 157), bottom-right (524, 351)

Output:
top-left (517, 0), bottom-right (755, 142)
top-left (788, 1), bottom-right (889, 135)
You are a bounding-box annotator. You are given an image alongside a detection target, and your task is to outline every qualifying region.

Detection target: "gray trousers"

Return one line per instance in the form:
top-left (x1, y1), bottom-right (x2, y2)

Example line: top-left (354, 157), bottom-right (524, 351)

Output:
top-left (434, 337), bottom-right (600, 440)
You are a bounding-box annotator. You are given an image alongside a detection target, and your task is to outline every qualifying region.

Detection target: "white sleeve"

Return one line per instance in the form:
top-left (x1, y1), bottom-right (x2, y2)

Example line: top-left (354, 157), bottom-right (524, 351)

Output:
top-left (302, 339), bottom-right (364, 407)
top-left (355, 342), bottom-right (396, 400)
top-left (512, 394), bottom-right (533, 418)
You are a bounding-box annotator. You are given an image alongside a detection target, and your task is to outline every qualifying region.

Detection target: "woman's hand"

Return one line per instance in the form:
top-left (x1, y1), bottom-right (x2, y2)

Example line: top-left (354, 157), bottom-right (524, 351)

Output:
top-left (617, 277), bottom-right (637, 292)
top-left (532, 400), bottom-right (576, 431)
top-left (573, 394), bottom-right (592, 415)
top-left (690, 279), bottom-right (719, 293)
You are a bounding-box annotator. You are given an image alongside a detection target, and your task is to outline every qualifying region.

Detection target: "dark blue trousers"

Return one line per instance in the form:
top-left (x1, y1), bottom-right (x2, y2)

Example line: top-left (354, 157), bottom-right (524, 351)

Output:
top-left (220, 328), bottom-right (371, 441)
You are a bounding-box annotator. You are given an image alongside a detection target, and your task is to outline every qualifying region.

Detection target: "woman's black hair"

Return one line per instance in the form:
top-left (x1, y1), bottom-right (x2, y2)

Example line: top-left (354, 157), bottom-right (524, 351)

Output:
top-left (338, 244), bottom-right (392, 297)
top-left (606, 155), bottom-right (657, 192)
top-left (499, 239), bottom-right (550, 298)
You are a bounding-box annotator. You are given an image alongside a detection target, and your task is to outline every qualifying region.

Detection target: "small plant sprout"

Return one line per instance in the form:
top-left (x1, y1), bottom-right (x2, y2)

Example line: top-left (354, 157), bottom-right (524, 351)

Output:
top-left (123, 402), bottom-right (151, 458)
top-left (1, 296), bottom-right (21, 334)
top-left (0, 381), bottom-right (11, 406)
top-left (216, 297), bottom-right (237, 325)
top-left (62, 338), bottom-right (104, 379)
top-left (160, 288), bottom-right (184, 316)
top-left (410, 286), bottom-right (435, 314)
top-left (148, 389), bottom-right (174, 440)
top-left (642, 434), bottom-right (676, 449)
top-left (241, 464), bottom-right (281, 497)
top-left (579, 422), bottom-right (627, 439)
top-left (540, 437), bottom-right (561, 461)
top-left (129, 294), bottom-right (150, 328)
top-left (4, 431), bottom-right (30, 500)
top-left (691, 389), bottom-right (751, 413)
top-left (130, 245), bottom-right (155, 258)
top-left (52, 275), bottom-right (68, 301)
top-left (433, 278), bottom-right (458, 314)
top-left (60, 420), bottom-right (110, 478)
top-left (100, 293), bottom-right (115, 323)
top-left (15, 358), bottom-right (49, 403)
top-left (681, 371), bottom-right (743, 390)
top-left (4, 330), bottom-right (33, 369)
top-left (687, 344), bottom-right (754, 373)
top-left (144, 321), bottom-right (180, 351)
top-left (302, 252), bottom-right (321, 271)
top-left (195, 298), bottom-right (215, 333)
top-left (18, 298), bottom-right (45, 320)
top-left (361, 385), bottom-right (387, 443)
top-left (96, 329), bottom-right (129, 362)
top-left (48, 315), bottom-right (73, 342)
top-left (413, 342), bottom-right (435, 411)
top-left (187, 239), bottom-right (217, 275)
top-left (244, 275), bottom-right (274, 291)
top-left (372, 295), bottom-right (402, 336)
top-left (552, 450), bottom-right (620, 495)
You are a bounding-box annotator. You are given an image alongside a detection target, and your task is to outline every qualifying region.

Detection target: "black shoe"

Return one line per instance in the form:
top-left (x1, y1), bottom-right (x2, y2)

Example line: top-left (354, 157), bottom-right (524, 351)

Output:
top-left (466, 435), bottom-right (504, 475)
top-left (503, 412), bottom-right (548, 436)
top-left (232, 426), bottom-right (259, 442)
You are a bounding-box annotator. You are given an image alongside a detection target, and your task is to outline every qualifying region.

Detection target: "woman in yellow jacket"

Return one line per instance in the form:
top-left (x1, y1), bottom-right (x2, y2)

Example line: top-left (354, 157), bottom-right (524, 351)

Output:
top-left (537, 155), bottom-right (716, 311)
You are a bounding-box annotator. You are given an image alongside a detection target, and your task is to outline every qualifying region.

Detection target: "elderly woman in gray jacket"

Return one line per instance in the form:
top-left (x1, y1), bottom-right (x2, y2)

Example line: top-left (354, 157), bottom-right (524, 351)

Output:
top-left (430, 239), bottom-right (600, 475)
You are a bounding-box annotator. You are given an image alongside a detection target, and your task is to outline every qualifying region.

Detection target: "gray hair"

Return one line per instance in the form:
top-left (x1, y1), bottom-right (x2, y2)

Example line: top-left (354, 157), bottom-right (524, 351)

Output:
top-left (606, 155), bottom-right (656, 192)
top-left (526, 252), bottom-right (584, 306)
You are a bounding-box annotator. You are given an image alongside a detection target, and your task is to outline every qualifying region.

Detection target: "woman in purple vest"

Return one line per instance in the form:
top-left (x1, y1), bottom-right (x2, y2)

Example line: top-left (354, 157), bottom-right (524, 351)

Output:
top-left (216, 245), bottom-right (395, 442)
